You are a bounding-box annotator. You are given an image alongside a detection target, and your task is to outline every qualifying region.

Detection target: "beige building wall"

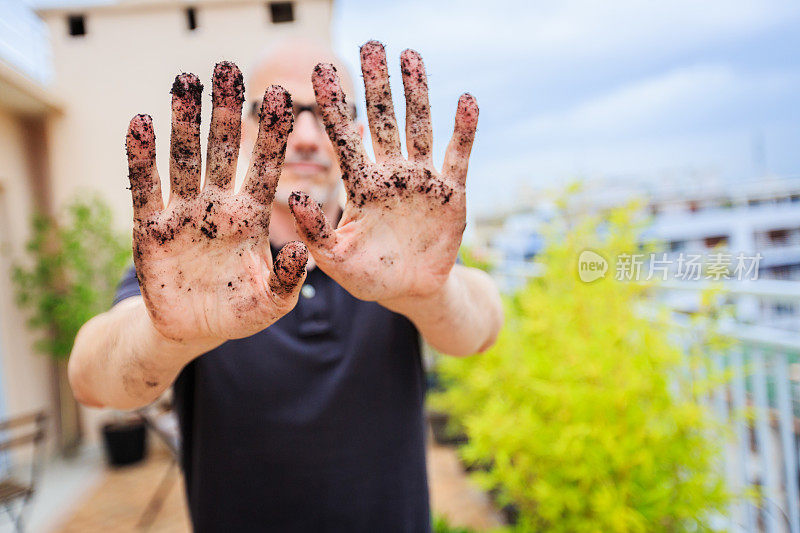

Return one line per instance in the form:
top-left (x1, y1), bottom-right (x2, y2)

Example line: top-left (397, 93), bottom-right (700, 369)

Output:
top-left (35, 0), bottom-right (332, 443)
top-left (0, 63), bottom-right (60, 449)
top-left (39, 0), bottom-right (333, 231)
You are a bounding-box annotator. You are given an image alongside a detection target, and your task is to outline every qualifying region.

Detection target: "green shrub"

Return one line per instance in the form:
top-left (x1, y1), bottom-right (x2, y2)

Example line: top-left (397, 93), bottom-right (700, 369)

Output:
top-left (12, 196), bottom-right (130, 359)
top-left (431, 206), bottom-right (729, 532)
top-left (433, 515), bottom-right (477, 533)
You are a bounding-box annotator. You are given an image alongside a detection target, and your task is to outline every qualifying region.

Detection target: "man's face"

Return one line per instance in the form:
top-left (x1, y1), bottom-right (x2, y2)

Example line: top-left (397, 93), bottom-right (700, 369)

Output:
top-left (242, 67), bottom-right (345, 205)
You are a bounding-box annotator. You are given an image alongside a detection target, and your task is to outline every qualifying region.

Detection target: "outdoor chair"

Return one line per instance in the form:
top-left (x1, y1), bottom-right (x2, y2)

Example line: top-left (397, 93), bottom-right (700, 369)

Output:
top-left (0, 411), bottom-right (47, 533)
top-left (136, 398), bottom-right (181, 530)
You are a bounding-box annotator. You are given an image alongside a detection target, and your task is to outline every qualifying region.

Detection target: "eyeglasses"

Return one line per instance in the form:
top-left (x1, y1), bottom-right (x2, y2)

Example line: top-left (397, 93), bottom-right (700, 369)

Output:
top-left (249, 101), bottom-right (357, 123)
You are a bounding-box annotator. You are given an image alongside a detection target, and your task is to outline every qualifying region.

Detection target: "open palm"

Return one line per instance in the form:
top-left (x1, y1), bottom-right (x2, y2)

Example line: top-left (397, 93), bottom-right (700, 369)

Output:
top-left (126, 63), bottom-right (307, 342)
top-left (289, 42), bottom-right (479, 303)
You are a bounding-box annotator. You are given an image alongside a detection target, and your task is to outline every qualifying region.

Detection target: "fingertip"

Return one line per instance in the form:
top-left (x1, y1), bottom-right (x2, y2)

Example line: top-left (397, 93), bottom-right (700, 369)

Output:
top-left (272, 241), bottom-right (309, 293)
top-left (129, 113), bottom-right (153, 129)
top-left (400, 48), bottom-right (422, 67)
top-left (459, 93), bottom-right (479, 112)
top-left (259, 85), bottom-right (294, 132)
top-left (288, 190), bottom-right (309, 210)
top-left (312, 63), bottom-right (338, 86)
top-left (212, 61), bottom-right (244, 108)
top-left (265, 84), bottom-right (292, 107)
top-left (171, 73), bottom-right (203, 123)
top-left (288, 190), bottom-right (320, 223)
top-left (457, 93), bottom-right (479, 127)
top-left (400, 49), bottom-right (427, 92)
top-left (311, 63), bottom-right (345, 107)
top-left (287, 191), bottom-right (333, 244)
top-left (360, 40), bottom-right (385, 58)
top-left (312, 62), bottom-right (336, 76)
top-left (283, 240), bottom-right (309, 265)
top-left (127, 114), bottom-right (155, 159)
top-left (171, 73), bottom-right (203, 102)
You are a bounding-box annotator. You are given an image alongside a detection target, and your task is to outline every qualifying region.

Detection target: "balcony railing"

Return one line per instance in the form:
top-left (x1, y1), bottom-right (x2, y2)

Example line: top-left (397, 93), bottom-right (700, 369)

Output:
top-left (496, 263), bottom-right (800, 531)
top-left (657, 280), bottom-right (800, 533)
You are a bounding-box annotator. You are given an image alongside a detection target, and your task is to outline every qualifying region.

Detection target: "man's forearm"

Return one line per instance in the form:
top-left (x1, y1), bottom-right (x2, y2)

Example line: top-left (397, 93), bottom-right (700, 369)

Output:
top-left (381, 265), bottom-right (503, 356)
top-left (69, 297), bottom-right (222, 410)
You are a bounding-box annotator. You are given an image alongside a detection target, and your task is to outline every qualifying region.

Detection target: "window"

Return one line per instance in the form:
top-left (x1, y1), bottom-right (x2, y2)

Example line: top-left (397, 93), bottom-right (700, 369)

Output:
top-left (67, 14), bottom-right (86, 36)
top-left (186, 7), bottom-right (197, 30)
top-left (269, 2), bottom-right (295, 23)
top-left (704, 235), bottom-right (728, 248)
top-left (768, 228), bottom-right (790, 245)
top-left (668, 240), bottom-right (687, 252)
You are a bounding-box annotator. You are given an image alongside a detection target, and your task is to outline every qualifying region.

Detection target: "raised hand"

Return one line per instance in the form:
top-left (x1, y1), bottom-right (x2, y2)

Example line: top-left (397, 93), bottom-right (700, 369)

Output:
top-left (126, 62), bottom-right (307, 343)
top-left (288, 41), bottom-right (478, 304)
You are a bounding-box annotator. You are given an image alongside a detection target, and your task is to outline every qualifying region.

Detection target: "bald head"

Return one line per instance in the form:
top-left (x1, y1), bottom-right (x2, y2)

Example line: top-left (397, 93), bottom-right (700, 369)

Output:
top-left (247, 38), bottom-right (356, 106)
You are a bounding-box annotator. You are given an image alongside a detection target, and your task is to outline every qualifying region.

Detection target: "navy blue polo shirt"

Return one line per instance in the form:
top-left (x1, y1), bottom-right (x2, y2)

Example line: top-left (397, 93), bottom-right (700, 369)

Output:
top-left (113, 261), bottom-right (430, 532)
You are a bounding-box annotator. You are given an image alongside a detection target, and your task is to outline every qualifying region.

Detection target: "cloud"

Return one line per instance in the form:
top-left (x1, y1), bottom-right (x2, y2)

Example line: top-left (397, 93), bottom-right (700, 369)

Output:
top-left (331, 0), bottom-right (800, 212)
top-left (515, 65), bottom-right (800, 142)
top-left (334, 0), bottom-right (800, 64)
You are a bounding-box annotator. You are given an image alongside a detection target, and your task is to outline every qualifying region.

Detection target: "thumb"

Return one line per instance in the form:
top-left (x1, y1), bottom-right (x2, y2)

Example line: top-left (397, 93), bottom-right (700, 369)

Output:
top-left (288, 191), bottom-right (336, 257)
top-left (268, 241), bottom-right (308, 299)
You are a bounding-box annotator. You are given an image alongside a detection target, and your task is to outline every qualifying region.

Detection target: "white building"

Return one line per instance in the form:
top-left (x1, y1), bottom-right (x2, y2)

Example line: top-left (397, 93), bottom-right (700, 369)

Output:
top-left (482, 175), bottom-right (800, 328)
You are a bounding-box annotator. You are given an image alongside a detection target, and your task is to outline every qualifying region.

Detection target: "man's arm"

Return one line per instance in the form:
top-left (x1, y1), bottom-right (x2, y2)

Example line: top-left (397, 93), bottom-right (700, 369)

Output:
top-left (382, 265), bottom-right (502, 356)
top-left (69, 297), bottom-right (221, 409)
top-left (69, 64), bottom-right (307, 409)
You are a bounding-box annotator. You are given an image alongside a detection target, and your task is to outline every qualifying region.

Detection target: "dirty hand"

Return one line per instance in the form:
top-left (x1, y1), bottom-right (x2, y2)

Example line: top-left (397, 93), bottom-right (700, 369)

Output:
top-left (289, 41), bottom-right (478, 305)
top-left (126, 63), bottom-right (307, 343)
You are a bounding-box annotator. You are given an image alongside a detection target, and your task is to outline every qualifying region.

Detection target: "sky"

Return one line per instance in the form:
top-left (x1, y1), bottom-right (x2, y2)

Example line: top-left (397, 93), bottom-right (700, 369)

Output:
top-left (6, 0), bottom-right (800, 215)
top-left (331, 0), bottom-right (800, 214)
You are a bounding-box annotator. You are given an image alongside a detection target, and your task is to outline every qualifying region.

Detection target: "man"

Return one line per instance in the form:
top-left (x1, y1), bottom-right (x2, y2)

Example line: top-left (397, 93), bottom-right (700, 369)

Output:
top-left (69, 39), bottom-right (503, 531)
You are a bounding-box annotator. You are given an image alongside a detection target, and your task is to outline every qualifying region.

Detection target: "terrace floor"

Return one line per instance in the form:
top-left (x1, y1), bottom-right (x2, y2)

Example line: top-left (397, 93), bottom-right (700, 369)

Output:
top-left (47, 433), bottom-right (503, 532)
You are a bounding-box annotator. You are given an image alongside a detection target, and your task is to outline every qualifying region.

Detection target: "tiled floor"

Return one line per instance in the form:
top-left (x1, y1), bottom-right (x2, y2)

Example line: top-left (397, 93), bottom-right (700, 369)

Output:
top-left (53, 436), bottom-right (503, 532)
top-left (427, 439), bottom-right (505, 530)
top-left (55, 448), bottom-right (189, 533)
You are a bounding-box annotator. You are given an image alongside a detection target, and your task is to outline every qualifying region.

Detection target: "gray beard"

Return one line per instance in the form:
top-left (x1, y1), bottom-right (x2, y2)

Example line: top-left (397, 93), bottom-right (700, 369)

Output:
top-left (237, 153), bottom-right (339, 207)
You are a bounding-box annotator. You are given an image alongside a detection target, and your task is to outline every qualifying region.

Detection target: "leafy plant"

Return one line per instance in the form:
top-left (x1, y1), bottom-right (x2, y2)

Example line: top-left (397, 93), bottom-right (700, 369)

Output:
top-left (433, 515), bottom-right (477, 533)
top-left (459, 244), bottom-right (494, 273)
top-left (431, 205), bottom-right (729, 532)
top-left (12, 197), bottom-right (130, 359)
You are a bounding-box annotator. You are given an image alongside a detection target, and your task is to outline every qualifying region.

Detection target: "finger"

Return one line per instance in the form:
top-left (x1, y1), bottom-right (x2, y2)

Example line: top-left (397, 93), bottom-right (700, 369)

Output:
top-left (205, 62), bottom-right (244, 191)
top-left (127, 114), bottom-right (163, 218)
top-left (400, 49), bottom-right (432, 164)
top-left (442, 94), bottom-right (479, 187)
top-left (288, 191), bottom-right (336, 254)
top-left (312, 63), bottom-right (370, 197)
top-left (360, 40), bottom-right (401, 161)
top-left (268, 241), bottom-right (308, 298)
top-left (242, 85), bottom-right (293, 205)
top-left (169, 73), bottom-right (203, 201)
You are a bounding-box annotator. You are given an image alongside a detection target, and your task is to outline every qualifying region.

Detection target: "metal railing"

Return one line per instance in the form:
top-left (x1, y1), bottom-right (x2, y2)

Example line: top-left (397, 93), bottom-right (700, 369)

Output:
top-left (496, 264), bottom-right (800, 531)
top-left (657, 281), bottom-right (800, 533)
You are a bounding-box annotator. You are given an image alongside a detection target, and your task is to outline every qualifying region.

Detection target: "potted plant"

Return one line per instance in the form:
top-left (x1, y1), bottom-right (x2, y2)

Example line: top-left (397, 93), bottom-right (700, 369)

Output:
top-left (101, 411), bottom-right (147, 466)
top-left (13, 197), bottom-right (130, 455)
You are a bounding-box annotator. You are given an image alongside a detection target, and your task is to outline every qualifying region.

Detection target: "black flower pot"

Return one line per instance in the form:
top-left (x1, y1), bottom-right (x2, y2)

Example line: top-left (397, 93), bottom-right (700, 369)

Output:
top-left (427, 410), bottom-right (468, 446)
top-left (102, 418), bottom-right (147, 467)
